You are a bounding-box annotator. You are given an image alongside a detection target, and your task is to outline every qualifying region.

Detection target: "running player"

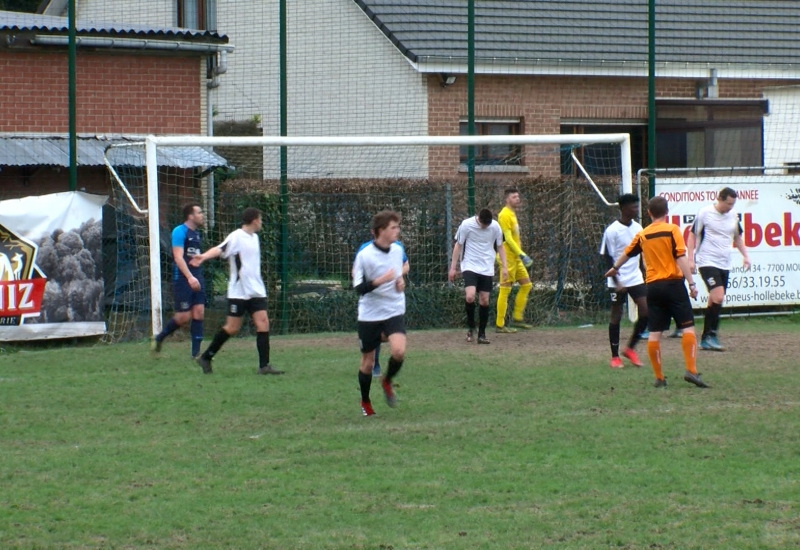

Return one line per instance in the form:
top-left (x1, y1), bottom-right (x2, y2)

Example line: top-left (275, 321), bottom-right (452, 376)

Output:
top-left (352, 210), bottom-right (407, 416)
top-left (191, 208), bottom-right (284, 375)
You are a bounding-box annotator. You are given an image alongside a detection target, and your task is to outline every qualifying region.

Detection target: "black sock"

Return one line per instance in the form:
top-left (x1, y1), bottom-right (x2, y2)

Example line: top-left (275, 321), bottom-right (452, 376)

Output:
top-left (257, 331), bottom-right (270, 367)
top-left (358, 371), bottom-right (372, 402)
top-left (203, 328), bottom-right (230, 359)
top-left (609, 322), bottom-right (620, 356)
top-left (704, 302), bottom-right (722, 338)
top-left (628, 316), bottom-right (647, 349)
top-left (156, 318), bottom-right (180, 342)
top-left (478, 304), bottom-right (489, 336)
top-left (386, 356), bottom-right (403, 382)
top-left (465, 301), bottom-right (476, 331)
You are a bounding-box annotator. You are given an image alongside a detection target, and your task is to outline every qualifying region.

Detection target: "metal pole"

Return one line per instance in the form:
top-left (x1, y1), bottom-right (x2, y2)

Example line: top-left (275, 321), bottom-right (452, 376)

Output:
top-left (279, 0), bottom-right (289, 334)
top-left (467, 0), bottom-right (475, 216)
top-left (647, 0), bottom-right (656, 199)
top-left (68, 0), bottom-right (77, 191)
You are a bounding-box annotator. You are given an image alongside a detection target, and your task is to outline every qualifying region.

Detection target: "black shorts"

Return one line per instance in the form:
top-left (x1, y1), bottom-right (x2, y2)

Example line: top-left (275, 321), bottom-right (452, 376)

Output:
top-left (646, 279), bottom-right (695, 333)
top-left (358, 314), bottom-right (406, 353)
top-left (609, 283), bottom-right (647, 306)
top-left (698, 266), bottom-right (730, 291)
top-left (463, 271), bottom-right (493, 293)
top-left (227, 297), bottom-right (268, 317)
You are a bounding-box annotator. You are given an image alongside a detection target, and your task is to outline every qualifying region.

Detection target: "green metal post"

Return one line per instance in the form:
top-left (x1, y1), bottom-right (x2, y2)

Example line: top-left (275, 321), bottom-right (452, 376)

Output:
top-left (647, 0), bottom-right (656, 198)
top-left (68, 0), bottom-right (77, 191)
top-left (467, 0), bottom-right (475, 216)
top-left (279, 0), bottom-right (289, 334)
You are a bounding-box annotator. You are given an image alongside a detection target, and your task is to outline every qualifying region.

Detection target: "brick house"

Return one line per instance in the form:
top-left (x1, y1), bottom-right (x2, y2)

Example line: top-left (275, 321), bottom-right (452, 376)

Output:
top-left (0, 9), bottom-right (230, 200)
top-left (35, 1), bottom-right (800, 181)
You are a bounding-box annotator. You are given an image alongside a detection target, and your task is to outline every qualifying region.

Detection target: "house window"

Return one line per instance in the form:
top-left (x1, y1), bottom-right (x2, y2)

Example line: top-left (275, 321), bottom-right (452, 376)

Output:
top-left (177, 0), bottom-right (216, 31)
top-left (459, 119), bottom-right (522, 166)
top-left (561, 123), bottom-right (647, 176)
top-left (655, 99), bottom-right (767, 169)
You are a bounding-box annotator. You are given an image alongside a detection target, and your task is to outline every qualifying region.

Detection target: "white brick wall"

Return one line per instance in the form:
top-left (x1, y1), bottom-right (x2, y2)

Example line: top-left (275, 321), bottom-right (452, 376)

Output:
top-left (78, 0), bottom-right (174, 27)
top-left (73, 0), bottom-right (430, 178)
top-left (214, 0), bottom-right (429, 178)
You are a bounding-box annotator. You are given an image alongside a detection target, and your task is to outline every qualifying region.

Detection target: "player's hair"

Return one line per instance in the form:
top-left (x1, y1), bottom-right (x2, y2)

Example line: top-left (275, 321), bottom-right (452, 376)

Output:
top-left (504, 186), bottom-right (519, 197)
top-left (718, 187), bottom-right (738, 201)
top-left (372, 210), bottom-right (401, 237)
top-left (242, 207), bottom-right (262, 225)
top-left (647, 196), bottom-right (669, 218)
top-left (617, 193), bottom-right (639, 208)
top-left (478, 208), bottom-right (493, 225)
top-left (182, 203), bottom-right (201, 220)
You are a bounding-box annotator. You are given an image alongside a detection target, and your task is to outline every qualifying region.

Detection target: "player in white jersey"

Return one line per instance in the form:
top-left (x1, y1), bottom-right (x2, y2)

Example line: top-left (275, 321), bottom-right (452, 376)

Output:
top-left (449, 208), bottom-right (508, 344)
top-left (352, 210), bottom-right (407, 416)
top-left (600, 194), bottom-right (648, 368)
top-left (687, 187), bottom-right (751, 351)
top-left (190, 207), bottom-right (284, 375)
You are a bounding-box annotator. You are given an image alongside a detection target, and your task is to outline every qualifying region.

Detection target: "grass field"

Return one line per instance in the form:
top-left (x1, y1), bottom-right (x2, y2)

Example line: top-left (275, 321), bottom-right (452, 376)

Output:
top-left (2, 317), bottom-right (799, 549)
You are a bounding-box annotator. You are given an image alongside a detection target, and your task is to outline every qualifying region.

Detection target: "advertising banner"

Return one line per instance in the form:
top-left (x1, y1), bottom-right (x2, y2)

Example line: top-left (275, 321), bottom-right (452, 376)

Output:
top-left (0, 191), bottom-right (107, 341)
top-left (655, 176), bottom-right (800, 309)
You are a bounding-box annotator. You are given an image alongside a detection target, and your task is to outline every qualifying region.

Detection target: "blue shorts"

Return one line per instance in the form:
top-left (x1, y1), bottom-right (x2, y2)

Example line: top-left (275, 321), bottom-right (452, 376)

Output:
top-left (173, 277), bottom-right (206, 312)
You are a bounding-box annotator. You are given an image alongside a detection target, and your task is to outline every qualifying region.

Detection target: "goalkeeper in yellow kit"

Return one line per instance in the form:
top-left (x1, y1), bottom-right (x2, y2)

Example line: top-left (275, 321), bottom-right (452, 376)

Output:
top-left (495, 187), bottom-right (534, 333)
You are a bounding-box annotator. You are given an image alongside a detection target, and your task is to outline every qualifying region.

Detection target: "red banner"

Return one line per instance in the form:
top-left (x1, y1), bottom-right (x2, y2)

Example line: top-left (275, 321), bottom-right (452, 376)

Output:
top-left (0, 278), bottom-right (47, 316)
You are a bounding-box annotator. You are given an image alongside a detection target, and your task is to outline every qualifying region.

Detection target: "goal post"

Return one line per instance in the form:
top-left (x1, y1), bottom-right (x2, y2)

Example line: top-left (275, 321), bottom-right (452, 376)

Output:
top-left (106, 133), bottom-right (632, 341)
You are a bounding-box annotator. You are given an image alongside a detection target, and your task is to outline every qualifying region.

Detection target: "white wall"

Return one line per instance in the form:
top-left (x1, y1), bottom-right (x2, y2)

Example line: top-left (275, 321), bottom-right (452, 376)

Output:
top-left (77, 0), bottom-right (174, 27)
top-left (213, 0), bottom-right (429, 178)
top-left (71, 0), bottom-right (430, 178)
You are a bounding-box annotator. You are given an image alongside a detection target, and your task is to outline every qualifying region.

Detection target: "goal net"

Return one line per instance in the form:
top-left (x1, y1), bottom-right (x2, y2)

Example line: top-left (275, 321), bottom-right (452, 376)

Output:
top-left (103, 134), bottom-right (632, 341)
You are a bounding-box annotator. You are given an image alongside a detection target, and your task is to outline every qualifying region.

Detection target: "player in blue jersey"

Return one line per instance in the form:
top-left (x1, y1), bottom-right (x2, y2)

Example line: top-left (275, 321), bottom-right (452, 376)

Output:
top-left (355, 237), bottom-right (408, 377)
top-left (151, 203), bottom-right (206, 358)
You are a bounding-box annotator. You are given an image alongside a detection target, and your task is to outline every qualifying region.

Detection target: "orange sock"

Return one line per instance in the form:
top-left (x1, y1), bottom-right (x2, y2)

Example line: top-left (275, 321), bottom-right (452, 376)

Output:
top-left (681, 332), bottom-right (698, 374)
top-left (647, 340), bottom-right (663, 380)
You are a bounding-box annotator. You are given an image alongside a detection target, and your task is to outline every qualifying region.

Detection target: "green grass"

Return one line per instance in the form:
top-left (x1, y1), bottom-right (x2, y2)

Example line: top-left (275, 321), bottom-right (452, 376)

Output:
top-left (2, 318), bottom-right (799, 549)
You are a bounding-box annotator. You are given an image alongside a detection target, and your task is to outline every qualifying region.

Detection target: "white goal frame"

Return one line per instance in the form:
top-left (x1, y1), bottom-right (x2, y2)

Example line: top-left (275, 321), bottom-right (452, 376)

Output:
top-left (136, 133), bottom-right (631, 336)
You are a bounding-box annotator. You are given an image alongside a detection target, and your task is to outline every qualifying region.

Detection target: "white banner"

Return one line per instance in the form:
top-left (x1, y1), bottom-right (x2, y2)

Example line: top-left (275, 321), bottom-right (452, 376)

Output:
top-left (0, 191), bottom-right (107, 341)
top-left (655, 176), bottom-right (800, 308)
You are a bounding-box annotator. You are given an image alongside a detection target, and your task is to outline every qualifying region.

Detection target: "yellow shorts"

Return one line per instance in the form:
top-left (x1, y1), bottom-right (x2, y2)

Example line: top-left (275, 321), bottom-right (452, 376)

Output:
top-left (499, 257), bottom-right (528, 284)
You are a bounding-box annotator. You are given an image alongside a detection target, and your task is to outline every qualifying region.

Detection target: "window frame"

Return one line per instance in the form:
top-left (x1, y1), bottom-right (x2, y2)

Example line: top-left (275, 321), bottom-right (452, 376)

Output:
top-left (458, 118), bottom-right (523, 167)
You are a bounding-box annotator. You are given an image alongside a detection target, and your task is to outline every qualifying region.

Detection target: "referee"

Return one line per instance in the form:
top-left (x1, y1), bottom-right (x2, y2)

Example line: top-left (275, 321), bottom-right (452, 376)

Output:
top-left (606, 196), bottom-right (709, 388)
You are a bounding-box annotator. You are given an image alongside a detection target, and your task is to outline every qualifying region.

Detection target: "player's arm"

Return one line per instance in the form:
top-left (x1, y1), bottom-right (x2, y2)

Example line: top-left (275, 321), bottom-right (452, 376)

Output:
top-left (449, 241), bottom-right (462, 282)
top-left (605, 252), bottom-right (630, 279)
top-left (172, 246), bottom-right (201, 291)
top-left (501, 227), bottom-right (525, 257)
top-left (733, 231), bottom-right (751, 270)
top-left (497, 243), bottom-right (509, 281)
top-left (676, 254), bottom-right (699, 299)
top-left (599, 232), bottom-right (621, 287)
top-left (686, 231), bottom-right (697, 273)
top-left (353, 254), bottom-right (395, 295)
top-left (189, 243), bottom-right (223, 267)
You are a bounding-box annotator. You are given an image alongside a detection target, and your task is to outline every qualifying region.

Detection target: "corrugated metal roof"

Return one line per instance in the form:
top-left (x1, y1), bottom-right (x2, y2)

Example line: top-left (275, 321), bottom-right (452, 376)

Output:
top-left (0, 136), bottom-right (228, 169)
top-left (354, 0), bottom-right (800, 68)
top-left (0, 10), bottom-right (226, 42)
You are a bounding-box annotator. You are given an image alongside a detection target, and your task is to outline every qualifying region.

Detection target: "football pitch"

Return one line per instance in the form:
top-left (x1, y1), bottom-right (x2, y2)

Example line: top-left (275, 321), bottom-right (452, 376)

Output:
top-left (2, 317), bottom-right (799, 549)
